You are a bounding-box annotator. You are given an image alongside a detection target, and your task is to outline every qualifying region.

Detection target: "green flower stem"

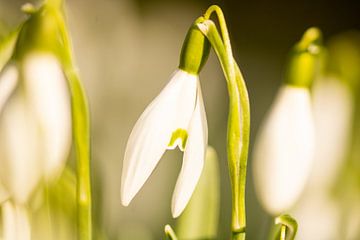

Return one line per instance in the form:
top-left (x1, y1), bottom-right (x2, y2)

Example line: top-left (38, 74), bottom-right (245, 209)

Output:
top-left (197, 12), bottom-right (250, 240)
top-left (65, 68), bottom-right (92, 240)
top-left (54, 3), bottom-right (93, 240)
top-left (274, 214), bottom-right (298, 240)
top-left (280, 226), bottom-right (286, 240)
top-left (204, 5), bottom-right (236, 81)
top-left (165, 225), bottom-right (179, 240)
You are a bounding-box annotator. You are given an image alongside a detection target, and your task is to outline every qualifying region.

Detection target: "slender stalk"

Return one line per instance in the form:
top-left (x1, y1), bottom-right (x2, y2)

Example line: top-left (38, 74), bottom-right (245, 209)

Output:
top-left (280, 225), bottom-right (287, 240)
top-left (65, 68), bottom-right (92, 240)
top-left (274, 215), bottom-right (298, 240)
top-left (165, 225), bottom-right (179, 240)
top-left (54, 6), bottom-right (93, 240)
top-left (198, 8), bottom-right (250, 239)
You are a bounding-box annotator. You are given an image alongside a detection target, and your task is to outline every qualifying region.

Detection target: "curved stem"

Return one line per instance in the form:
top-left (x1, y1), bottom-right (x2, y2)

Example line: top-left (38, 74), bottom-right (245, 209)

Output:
top-left (280, 225), bottom-right (286, 240)
top-left (165, 225), bottom-right (179, 240)
top-left (204, 5), bottom-right (235, 87)
top-left (197, 15), bottom-right (250, 240)
top-left (275, 214), bottom-right (298, 240)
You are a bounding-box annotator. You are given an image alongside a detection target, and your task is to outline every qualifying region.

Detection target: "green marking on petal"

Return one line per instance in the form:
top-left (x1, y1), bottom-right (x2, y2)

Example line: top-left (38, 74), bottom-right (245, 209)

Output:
top-left (168, 128), bottom-right (188, 151)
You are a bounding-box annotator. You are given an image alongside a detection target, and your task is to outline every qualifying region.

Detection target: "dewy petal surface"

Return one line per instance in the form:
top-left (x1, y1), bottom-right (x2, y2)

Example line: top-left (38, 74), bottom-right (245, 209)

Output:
top-left (172, 82), bottom-right (208, 218)
top-left (253, 85), bottom-right (315, 214)
top-left (23, 53), bottom-right (72, 179)
top-left (121, 69), bottom-right (197, 206)
top-left (0, 64), bottom-right (18, 114)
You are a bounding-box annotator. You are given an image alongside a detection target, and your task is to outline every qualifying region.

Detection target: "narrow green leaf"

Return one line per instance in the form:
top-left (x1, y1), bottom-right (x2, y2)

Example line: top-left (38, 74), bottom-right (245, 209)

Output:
top-left (176, 146), bottom-right (220, 240)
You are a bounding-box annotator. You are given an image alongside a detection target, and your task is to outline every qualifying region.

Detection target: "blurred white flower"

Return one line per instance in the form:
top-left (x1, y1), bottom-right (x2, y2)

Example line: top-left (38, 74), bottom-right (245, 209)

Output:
top-left (1, 201), bottom-right (31, 240)
top-left (310, 77), bottom-right (353, 189)
top-left (253, 85), bottom-right (315, 215)
top-left (291, 77), bottom-right (353, 240)
top-left (121, 69), bottom-right (207, 218)
top-left (0, 53), bottom-right (72, 203)
top-left (0, 181), bottom-right (9, 204)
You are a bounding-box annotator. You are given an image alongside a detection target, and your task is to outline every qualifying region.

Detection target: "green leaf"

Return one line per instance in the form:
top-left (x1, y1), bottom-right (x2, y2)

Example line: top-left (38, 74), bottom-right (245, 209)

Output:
top-left (176, 146), bottom-right (220, 240)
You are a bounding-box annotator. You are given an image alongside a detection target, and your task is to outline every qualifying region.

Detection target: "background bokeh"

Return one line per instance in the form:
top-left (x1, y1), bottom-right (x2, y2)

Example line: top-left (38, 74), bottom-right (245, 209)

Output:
top-left (1, 0), bottom-right (360, 239)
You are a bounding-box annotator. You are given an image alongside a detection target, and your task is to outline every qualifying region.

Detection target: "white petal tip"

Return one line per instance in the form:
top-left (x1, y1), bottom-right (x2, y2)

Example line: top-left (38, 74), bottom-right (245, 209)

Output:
top-left (120, 194), bottom-right (132, 207)
top-left (171, 207), bottom-right (182, 218)
top-left (120, 185), bottom-right (135, 207)
top-left (171, 199), bottom-right (187, 218)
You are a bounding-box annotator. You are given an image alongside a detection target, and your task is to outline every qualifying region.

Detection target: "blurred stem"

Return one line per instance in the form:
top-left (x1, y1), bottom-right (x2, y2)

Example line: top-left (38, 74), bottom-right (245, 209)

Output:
top-left (165, 225), bottom-right (178, 240)
top-left (199, 7), bottom-right (250, 239)
top-left (280, 226), bottom-right (286, 240)
top-left (65, 68), bottom-right (92, 240)
top-left (54, 5), bottom-right (93, 240)
top-left (274, 214), bottom-right (298, 240)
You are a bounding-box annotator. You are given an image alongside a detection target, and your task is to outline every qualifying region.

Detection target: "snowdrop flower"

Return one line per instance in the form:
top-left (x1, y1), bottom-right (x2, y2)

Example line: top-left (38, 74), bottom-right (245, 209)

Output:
top-left (253, 28), bottom-right (322, 215)
top-left (1, 200), bottom-right (31, 240)
top-left (253, 85), bottom-right (315, 214)
top-left (0, 3), bottom-right (72, 203)
top-left (289, 77), bottom-right (353, 240)
top-left (309, 76), bottom-right (353, 190)
top-left (121, 17), bottom-right (209, 217)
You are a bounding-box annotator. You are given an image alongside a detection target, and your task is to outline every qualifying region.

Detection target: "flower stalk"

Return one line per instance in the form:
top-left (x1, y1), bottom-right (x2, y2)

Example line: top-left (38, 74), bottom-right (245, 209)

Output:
top-left (198, 6), bottom-right (251, 240)
top-left (274, 214), bottom-right (298, 240)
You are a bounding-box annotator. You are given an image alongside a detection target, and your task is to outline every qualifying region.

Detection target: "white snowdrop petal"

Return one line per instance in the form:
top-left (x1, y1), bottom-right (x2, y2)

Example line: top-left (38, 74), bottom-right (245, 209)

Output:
top-left (2, 201), bottom-right (31, 240)
top-left (0, 180), bottom-right (9, 204)
top-left (171, 83), bottom-right (208, 217)
top-left (253, 85), bottom-right (315, 215)
top-left (0, 64), bottom-right (18, 114)
top-left (23, 54), bottom-right (72, 179)
top-left (0, 94), bottom-right (42, 203)
top-left (291, 193), bottom-right (340, 240)
top-left (121, 69), bottom-right (197, 206)
top-left (311, 77), bottom-right (353, 189)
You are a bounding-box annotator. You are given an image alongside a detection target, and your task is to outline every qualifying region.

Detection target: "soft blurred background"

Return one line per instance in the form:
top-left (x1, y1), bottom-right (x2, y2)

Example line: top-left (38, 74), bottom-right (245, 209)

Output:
top-left (1, 0), bottom-right (360, 239)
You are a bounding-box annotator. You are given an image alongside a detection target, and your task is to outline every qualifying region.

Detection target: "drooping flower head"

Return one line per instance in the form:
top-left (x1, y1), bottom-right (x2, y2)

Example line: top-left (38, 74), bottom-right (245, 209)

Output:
top-left (0, 1), bottom-right (72, 203)
top-left (121, 17), bottom-right (210, 217)
top-left (253, 27), bottom-right (323, 215)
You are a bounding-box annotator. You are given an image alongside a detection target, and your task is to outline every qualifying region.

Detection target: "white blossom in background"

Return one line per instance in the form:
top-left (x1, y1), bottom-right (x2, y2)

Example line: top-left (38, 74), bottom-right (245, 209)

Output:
top-left (0, 181), bottom-right (9, 204)
top-left (310, 77), bottom-right (353, 189)
top-left (292, 77), bottom-right (353, 240)
top-left (121, 69), bottom-right (208, 218)
top-left (1, 201), bottom-right (31, 240)
top-left (253, 85), bottom-right (315, 215)
top-left (0, 53), bottom-right (72, 204)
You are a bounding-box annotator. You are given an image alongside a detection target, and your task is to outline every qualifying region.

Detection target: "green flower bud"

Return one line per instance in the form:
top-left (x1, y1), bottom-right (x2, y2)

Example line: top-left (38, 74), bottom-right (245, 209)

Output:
top-left (285, 27), bottom-right (323, 88)
top-left (14, 2), bottom-right (65, 60)
top-left (179, 17), bottom-right (210, 75)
